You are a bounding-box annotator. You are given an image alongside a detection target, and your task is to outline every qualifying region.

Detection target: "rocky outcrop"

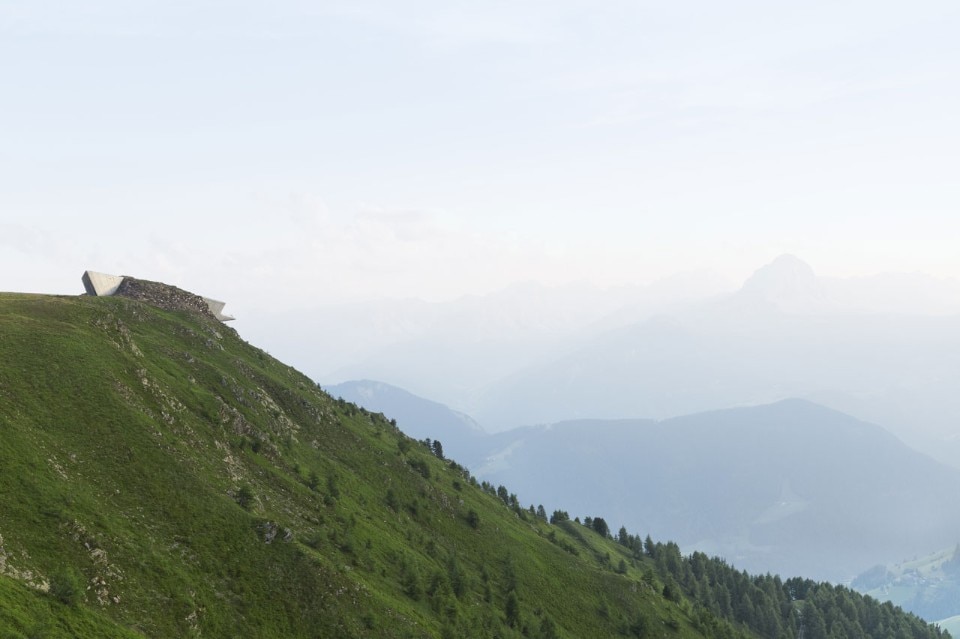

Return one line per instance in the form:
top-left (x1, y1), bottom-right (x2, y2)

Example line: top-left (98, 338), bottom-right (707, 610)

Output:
top-left (114, 277), bottom-right (218, 321)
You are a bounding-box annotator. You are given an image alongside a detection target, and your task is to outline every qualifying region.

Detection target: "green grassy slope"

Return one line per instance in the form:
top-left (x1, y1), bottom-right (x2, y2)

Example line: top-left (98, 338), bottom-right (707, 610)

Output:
top-left (0, 292), bottom-right (730, 638)
top-left (0, 290), bottom-right (948, 639)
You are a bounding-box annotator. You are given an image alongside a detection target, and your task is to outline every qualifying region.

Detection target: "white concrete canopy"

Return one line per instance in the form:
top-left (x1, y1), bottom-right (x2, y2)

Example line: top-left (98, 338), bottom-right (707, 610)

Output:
top-left (204, 298), bottom-right (235, 322)
top-left (82, 271), bottom-right (125, 297)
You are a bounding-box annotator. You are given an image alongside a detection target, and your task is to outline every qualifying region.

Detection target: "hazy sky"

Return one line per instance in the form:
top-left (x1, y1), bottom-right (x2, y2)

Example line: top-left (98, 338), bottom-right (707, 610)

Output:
top-left (3, 1), bottom-right (959, 311)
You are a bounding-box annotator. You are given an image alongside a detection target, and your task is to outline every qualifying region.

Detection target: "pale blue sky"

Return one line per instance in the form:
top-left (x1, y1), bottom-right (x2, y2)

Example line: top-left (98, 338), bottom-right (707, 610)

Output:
top-left (3, 1), bottom-right (959, 308)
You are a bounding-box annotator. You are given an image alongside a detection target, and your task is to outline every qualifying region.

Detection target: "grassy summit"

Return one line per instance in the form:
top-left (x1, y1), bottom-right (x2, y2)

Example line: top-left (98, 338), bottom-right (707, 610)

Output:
top-left (0, 290), bottom-right (947, 638)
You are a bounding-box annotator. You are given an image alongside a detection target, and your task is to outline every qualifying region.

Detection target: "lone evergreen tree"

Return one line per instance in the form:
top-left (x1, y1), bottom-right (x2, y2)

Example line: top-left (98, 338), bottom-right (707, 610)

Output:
top-left (591, 517), bottom-right (610, 538)
top-left (644, 534), bottom-right (656, 557)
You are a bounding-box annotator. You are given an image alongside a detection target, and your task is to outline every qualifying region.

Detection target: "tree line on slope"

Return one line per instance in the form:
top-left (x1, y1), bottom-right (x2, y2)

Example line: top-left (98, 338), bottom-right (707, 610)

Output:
top-left (426, 428), bottom-right (950, 639)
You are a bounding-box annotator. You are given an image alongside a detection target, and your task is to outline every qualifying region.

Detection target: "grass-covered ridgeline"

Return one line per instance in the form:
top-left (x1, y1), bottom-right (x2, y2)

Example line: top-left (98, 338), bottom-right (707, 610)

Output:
top-left (0, 290), bottom-right (948, 638)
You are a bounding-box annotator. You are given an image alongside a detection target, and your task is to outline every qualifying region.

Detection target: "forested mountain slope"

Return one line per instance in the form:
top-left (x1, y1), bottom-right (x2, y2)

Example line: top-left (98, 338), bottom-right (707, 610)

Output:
top-left (0, 287), bottom-right (947, 638)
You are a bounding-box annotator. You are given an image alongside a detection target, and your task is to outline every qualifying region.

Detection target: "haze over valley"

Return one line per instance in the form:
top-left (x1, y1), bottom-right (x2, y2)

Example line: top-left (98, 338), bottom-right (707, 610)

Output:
top-left (311, 255), bottom-right (960, 468)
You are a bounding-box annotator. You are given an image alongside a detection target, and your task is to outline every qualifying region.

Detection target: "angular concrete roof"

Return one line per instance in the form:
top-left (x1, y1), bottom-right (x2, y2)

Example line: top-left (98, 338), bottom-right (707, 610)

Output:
top-left (82, 271), bottom-right (125, 297)
top-left (204, 298), bottom-right (235, 322)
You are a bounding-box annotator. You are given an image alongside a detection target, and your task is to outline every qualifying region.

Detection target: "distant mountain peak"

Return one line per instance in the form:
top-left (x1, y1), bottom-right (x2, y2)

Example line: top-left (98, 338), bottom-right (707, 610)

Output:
top-left (742, 254), bottom-right (817, 290)
top-left (738, 254), bottom-right (825, 311)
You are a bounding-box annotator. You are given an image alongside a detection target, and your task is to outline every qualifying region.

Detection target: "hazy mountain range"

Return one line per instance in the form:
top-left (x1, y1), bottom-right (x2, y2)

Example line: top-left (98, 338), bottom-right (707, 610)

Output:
top-left (475, 256), bottom-right (960, 469)
top-left (245, 270), bottom-right (732, 411)
top-left (248, 255), bottom-right (960, 470)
